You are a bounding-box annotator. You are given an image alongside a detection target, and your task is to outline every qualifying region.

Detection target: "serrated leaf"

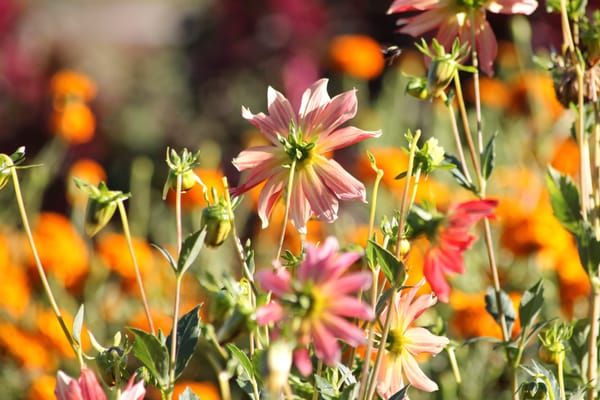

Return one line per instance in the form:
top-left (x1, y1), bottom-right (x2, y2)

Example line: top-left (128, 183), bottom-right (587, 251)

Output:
top-left (129, 327), bottom-right (170, 389)
top-left (166, 305), bottom-right (202, 379)
top-left (480, 132), bottom-right (497, 180)
top-left (178, 387), bottom-right (200, 400)
top-left (484, 287), bottom-right (516, 337)
top-left (519, 280), bottom-right (544, 334)
top-left (151, 243), bottom-right (177, 272)
top-left (226, 343), bottom-right (254, 379)
top-left (366, 240), bottom-right (405, 287)
top-left (72, 304), bottom-right (84, 346)
top-left (444, 154), bottom-right (476, 192)
top-left (177, 228), bottom-right (207, 275)
top-left (546, 166), bottom-right (582, 235)
top-left (389, 385), bottom-right (410, 400)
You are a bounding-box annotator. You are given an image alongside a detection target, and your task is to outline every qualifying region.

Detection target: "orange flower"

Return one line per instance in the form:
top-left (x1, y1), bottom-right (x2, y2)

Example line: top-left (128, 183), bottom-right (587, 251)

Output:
top-left (66, 158), bottom-right (107, 205)
top-left (166, 169), bottom-right (226, 210)
top-left (50, 70), bottom-right (97, 102)
top-left (550, 136), bottom-right (580, 178)
top-left (449, 290), bottom-right (521, 340)
top-left (0, 323), bottom-right (55, 371)
top-left (552, 244), bottom-right (590, 318)
top-left (0, 261), bottom-right (31, 319)
top-left (465, 76), bottom-right (512, 109)
top-left (27, 374), bottom-right (56, 400)
top-left (146, 381), bottom-right (220, 400)
top-left (28, 212), bottom-right (89, 290)
top-left (50, 102), bottom-right (96, 145)
top-left (509, 71), bottom-right (565, 121)
top-left (34, 307), bottom-right (89, 358)
top-left (96, 232), bottom-right (153, 286)
top-left (128, 309), bottom-right (174, 335)
top-left (329, 34), bottom-right (385, 80)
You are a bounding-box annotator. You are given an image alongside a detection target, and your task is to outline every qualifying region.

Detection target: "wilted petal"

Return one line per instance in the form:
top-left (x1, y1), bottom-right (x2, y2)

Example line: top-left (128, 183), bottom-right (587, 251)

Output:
top-left (475, 18), bottom-right (497, 76)
top-left (402, 350), bottom-right (439, 392)
top-left (314, 158), bottom-right (366, 201)
top-left (256, 301), bottom-right (286, 325)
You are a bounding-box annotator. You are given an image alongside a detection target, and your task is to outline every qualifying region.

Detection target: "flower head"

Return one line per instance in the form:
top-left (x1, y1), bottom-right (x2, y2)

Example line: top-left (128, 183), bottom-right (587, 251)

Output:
top-left (55, 367), bottom-right (106, 400)
top-left (377, 279), bottom-right (449, 399)
top-left (387, 0), bottom-right (538, 75)
top-left (255, 237), bottom-right (373, 374)
top-left (423, 199), bottom-right (498, 302)
top-left (232, 79), bottom-right (381, 233)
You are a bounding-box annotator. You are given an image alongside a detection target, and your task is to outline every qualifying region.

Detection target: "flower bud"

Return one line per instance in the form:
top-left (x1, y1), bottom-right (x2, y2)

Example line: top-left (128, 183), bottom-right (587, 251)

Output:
top-left (405, 76), bottom-right (429, 100)
top-left (95, 346), bottom-right (128, 386)
top-left (519, 381), bottom-right (549, 400)
top-left (427, 57), bottom-right (457, 98)
top-left (85, 198), bottom-right (117, 237)
top-left (0, 169), bottom-right (9, 191)
top-left (201, 204), bottom-right (232, 248)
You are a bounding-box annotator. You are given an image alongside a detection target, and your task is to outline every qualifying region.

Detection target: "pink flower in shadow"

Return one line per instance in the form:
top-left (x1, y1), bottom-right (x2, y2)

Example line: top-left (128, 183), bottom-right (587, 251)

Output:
top-left (424, 199), bottom-right (498, 302)
top-left (232, 78), bottom-right (381, 233)
top-left (387, 0), bottom-right (537, 75)
top-left (377, 279), bottom-right (449, 399)
top-left (256, 237), bottom-right (373, 374)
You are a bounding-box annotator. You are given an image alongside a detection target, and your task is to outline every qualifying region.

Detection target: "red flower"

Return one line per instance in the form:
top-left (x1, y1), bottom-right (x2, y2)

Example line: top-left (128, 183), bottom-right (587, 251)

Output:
top-left (424, 199), bottom-right (498, 302)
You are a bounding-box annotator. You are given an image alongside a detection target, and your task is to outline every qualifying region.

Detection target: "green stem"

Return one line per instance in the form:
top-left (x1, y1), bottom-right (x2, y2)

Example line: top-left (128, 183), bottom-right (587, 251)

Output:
top-left (442, 91), bottom-right (472, 184)
top-left (168, 275), bottom-right (183, 397)
top-left (558, 352), bottom-right (566, 400)
top-left (312, 360), bottom-right (323, 400)
top-left (176, 174), bottom-right (183, 253)
top-left (5, 154), bottom-right (82, 366)
top-left (117, 201), bottom-right (155, 335)
top-left (276, 159), bottom-right (297, 262)
top-left (468, 9), bottom-right (484, 155)
top-left (207, 353), bottom-right (233, 400)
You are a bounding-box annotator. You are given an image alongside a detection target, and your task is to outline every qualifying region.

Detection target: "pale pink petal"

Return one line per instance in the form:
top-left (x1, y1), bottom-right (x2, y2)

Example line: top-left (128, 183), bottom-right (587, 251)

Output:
top-left (242, 108), bottom-right (285, 146)
top-left (256, 268), bottom-right (291, 296)
top-left (256, 172), bottom-right (286, 228)
top-left (313, 158), bottom-right (366, 201)
top-left (120, 374), bottom-right (146, 400)
top-left (401, 293), bottom-right (438, 331)
top-left (328, 296), bottom-right (374, 320)
top-left (388, 0), bottom-right (440, 13)
top-left (312, 321), bottom-right (341, 366)
top-left (399, 9), bottom-right (449, 37)
top-left (322, 314), bottom-right (366, 346)
top-left (424, 249), bottom-right (452, 303)
top-left (231, 146), bottom-right (279, 171)
top-left (402, 350), bottom-right (439, 392)
top-left (293, 348), bottom-right (313, 376)
top-left (267, 86), bottom-right (297, 136)
top-left (231, 157), bottom-right (283, 197)
top-left (300, 166), bottom-right (339, 223)
top-left (78, 367), bottom-right (107, 400)
top-left (475, 17), bottom-right (497, 76)
top-left (377, 356), bottom-right (405, 400)
top-left (404, 327), bottom-right (449, 354)
top-left (303, 90), bottom-right (358, 139)
top-left (313, 250), bottom-right (361, 283)
top-left (55, 371), bottom-right (82, 400)
top-left (323, 271), bottom-right (372, 294)
top-left (298, 78), bottom-right (331, 129)
top-left (486, 0), bottom-right (538, 14)
top-left (256, 302), bottom-right (286, 325)
top-left (318, 126), bottom-right (382, 153)
top-left (298, 237), bottom-right (340, 283)
top-left (288, 178), bottom-right (311, 233)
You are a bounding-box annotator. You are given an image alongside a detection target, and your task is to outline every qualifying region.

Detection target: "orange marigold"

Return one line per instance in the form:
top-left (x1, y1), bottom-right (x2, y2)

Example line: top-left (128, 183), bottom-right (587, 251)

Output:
top-left (34, 307), bottom-right (89, 358)
top-left (50, 102), bottom-right (96, 145)
top-left (329, 34), bottom-right (385, 80)
top-left (509, 71), bottom-right (565, 121)
top-left (550, 136), bottom-right (580, 178)
top-left (96, 232), bottom-right (153, 285)
top-left (0, 323), bottom-right (55, 371)
top-left (465, 76), bottom-right (512, 109)
top-left (27, 374), bottom-right (56, 400)
top-left (0, 261), bottom-right (31, 319)
top-left (50, 70), bottom-right (97, 102)
top-left (28, 212), bottom-right (89, 290)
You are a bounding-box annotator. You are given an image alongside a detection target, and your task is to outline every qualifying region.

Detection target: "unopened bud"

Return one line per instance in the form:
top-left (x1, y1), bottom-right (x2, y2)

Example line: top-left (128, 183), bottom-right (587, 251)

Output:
top-left (405, 76), bottom-right (429, 100)
top-left (427, 58), bottom-right (457, 98)
top-left (201, 204), bottom-right (232, 248)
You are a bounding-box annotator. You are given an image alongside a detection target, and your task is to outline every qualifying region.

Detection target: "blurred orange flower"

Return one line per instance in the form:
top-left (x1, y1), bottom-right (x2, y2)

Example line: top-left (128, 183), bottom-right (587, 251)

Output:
top-left (465, 76), bottom-right (512, 109)
top-left (166, 169), bottom-right (226, 210)
top-left (329, 34), bottom-right (385, 80)
top-left (96, 232), bottom-right (153, 286)
top-left (509, 71), bottom-right (565, 121)
top-left (27, 374), bottom-right (56, 400)
top-left (50, 101), bottom-right (96, 145)
top-left (550, 136), bottom-right (580, 178)
top-left (146, 380), bottom-right (220, 400)
top-left (28, 212), bottom-right (89, 290)
top-left (66, 158), bottom-right (107, 205)
top-left (129, 308), bottom-right (173, 335)
top-left (0, 261), bottom-right (31, 319)
top-left (50, 70), bottom-right (97, 102)
top-left (34, 307), bottom-right (89, 358)
top-left (0, 323), bottom-right (55, 371)
top-left (449, 290), bottom-right (521, 340)
top-left (553, 244), bottom-right (590, 318)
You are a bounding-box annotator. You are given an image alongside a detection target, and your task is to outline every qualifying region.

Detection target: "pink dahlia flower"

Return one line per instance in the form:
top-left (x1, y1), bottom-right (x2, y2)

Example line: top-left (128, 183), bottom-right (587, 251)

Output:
top-left (387, 0), bottom-right (538, 75)
top-left (424, 199), bottom-right (498, 302)
top-left (256, 237), bottom-right (373, 374)
top-left (232, 78), bottom-right (381, 233)
top-left (377, 279), bottom-right (449, 399)
top-left (55, 367), bottom-right (106, 400)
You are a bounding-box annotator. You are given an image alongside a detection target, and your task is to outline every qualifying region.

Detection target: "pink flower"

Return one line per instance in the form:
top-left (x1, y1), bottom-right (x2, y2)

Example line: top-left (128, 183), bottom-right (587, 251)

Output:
top-left (377, 279), bottom-right (449, 399)
top-left (387, 0), bottom-right (537, 75)
top-left (120, 374), bottom-right (146, 400)
top-left (55, 367), bottom-right (106, 400)
top-left (256, 237), bottom-right (373, 374)
top-left (424, 199), bottom-right (498, 302)
top-left (232, 78), bottom-right (381, 233)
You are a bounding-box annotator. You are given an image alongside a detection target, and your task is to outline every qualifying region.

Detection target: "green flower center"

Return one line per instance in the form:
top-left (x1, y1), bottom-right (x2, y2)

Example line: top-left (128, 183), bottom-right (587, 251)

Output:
top-left (278, 124), bottom-right (317, 165)
top-left (387, 328), bottom-right (408, 355)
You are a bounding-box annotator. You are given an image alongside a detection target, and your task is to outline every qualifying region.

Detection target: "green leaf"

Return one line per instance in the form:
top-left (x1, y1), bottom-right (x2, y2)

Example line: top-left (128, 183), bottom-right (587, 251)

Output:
top-left (226, 343), bottom-right (255, 380)
top-left (72, 304), bottom-right (85, 346)
top-left (484, 287), bottom-right (516, 337)
top-left (519, 280), bottom-right (544, 333)
top-left (151, 243), bottom-right (177, 273)
top-left (366, 240), bottom-right (405, 287)
top-left (177, 228), bottom-right (207, 275)
top-left (480, 132), bottom-right (497, 180)
top-left (314, 375), bottom-right (337, 399)
top-left (389, 385), bottom-right (410, 400)
top-left (444, 154), bottom-right (476, 193)
top-left (166, 305), bottom-right (202, 379)
top-left (129, 327), bottom-right (170, 389)
top-left (546, 166), bottom-right (582, 235)
top-left (178, 388), bottom-right (200, 400)
top-left (575, 222), bottom-right (600, 276)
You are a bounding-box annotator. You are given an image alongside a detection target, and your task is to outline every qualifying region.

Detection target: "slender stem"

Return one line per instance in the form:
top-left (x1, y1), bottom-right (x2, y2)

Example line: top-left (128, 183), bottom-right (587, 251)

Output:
top-left (207, 353), bottom-right (233, 400)
top-left (365, 131), bottom-right (421, 400)
top-left (558, 352), bottom-right (566, 400)
top-left (117, 201), bottom-right (155, 335)
top-left (5, 155), bottom-right (81, 365)
top-left (468, 9), bottom-right (484, 154)
top-left (312, 360), bottom-right (323, 400)
top-left (176, 174), bottom-right (183, 253)
top-left (447, 346), bottom-right (462, 384)
top-left (442, 92), bottom-right (472, 184)
top-left (168, 275), bottom-right (183, 397)
top-left (276, 159), bottom-right (297, 262)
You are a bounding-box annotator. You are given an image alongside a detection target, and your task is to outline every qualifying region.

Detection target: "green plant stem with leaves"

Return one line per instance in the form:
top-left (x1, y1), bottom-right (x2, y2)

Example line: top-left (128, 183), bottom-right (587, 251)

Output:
top-left (2, 153), bottom-right (83, 366)
top-left (117, 200), bottom-right (155, 336)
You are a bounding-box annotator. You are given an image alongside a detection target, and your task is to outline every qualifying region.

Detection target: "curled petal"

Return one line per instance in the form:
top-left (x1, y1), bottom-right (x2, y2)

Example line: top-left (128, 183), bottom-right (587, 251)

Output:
top-left (55, 371), bottom-right (82, 400)
top-left (266, 86), bottom-right (297, 136)
top-left (318, 126), bottom-right (382, 153)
